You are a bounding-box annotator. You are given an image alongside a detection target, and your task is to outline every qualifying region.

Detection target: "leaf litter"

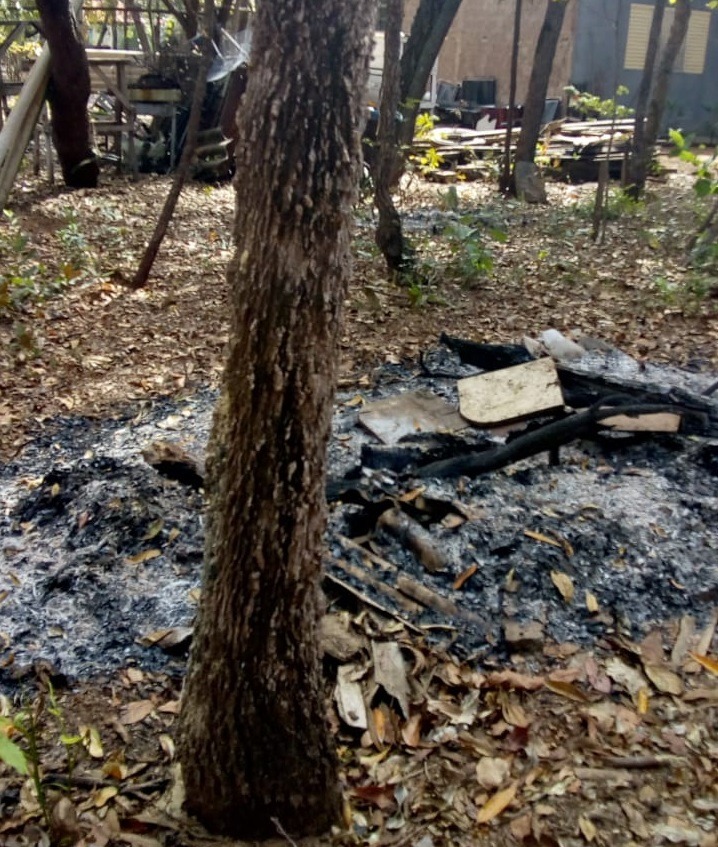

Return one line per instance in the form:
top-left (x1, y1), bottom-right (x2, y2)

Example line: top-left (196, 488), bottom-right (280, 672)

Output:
top-left (0, 164), bottom-right (717, 845)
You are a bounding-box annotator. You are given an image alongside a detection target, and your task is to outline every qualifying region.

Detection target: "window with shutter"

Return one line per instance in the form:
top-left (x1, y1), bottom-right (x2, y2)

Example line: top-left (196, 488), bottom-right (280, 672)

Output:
top-left (624, 3), bottom-right (710, 74)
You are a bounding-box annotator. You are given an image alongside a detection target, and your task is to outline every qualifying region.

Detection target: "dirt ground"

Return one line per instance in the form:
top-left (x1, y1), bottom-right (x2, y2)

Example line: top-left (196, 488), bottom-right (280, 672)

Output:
top-left (1, 162), bottom-right (717, 847)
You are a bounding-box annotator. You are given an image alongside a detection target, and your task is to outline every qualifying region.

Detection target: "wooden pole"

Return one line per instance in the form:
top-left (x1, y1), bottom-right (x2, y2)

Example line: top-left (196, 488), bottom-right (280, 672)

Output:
top-left (0, 46), bottom-right (51, 208)
top-left (0, 0), bottom-right (83, 207)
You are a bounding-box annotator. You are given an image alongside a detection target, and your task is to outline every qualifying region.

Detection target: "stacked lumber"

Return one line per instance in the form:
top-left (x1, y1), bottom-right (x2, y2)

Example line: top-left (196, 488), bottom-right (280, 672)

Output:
top-left (413, 118), bottom-right (635, 183)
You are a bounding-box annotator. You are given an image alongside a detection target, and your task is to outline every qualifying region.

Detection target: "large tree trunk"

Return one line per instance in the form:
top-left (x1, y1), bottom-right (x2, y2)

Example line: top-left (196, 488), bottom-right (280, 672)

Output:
top-left (625, 0), bottom-right (666, 199)
top-left (397, 0), bottom-right (463, 148)
top-left (374, 0), bottom-right (406, 273)
top-left (177, 0), bottom-right (375, 840)
top-left (36, 0), bottom-right (98, 188)
top-left (514, 0), bottom-right (569, 166)
top-left (630, 0), bottom-right (690, 199)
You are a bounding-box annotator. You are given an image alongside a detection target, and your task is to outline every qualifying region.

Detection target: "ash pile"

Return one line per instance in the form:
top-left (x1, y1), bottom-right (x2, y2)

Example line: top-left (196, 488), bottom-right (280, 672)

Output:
top-left (1, 335), bottom-right (717, 688)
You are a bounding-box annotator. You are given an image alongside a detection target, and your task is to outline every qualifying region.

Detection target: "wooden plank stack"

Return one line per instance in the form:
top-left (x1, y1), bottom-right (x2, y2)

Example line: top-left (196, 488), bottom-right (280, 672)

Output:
top-left (413, 118), bottom-right (635, 183)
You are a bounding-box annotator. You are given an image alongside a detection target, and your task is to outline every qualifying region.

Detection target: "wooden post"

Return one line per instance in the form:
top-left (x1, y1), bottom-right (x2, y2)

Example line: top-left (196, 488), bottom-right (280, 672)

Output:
top-left (0, 46), bottom-right (52, 208)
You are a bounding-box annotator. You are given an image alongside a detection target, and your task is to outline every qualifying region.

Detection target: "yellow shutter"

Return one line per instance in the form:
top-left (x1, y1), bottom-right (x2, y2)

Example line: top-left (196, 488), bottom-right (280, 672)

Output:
top-left (625, 4), bottom-right (653, 70)
top-left (682, 11), bottom-right (710, 75)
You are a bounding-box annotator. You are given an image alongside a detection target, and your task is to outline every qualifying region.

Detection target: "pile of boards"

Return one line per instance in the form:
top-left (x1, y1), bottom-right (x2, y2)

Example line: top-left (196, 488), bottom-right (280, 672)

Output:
top-left (413, 118), bottom-right (635, 183)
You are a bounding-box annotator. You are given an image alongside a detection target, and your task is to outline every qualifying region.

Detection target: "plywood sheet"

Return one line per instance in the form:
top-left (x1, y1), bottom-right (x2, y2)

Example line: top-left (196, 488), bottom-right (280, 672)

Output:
top-left (458, 358), bottom-right (564, 426)
top-left (601, 412), bottom-right (681, 433)
top-left (359, 389), bottom-right (466, 444)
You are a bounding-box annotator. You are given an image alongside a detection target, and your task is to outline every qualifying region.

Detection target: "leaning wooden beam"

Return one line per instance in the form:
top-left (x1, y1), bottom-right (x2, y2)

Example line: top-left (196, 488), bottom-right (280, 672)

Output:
top-left (0, 0), bottom-right (84, 207)
top-left (0, 45), bottom-right (51, 208)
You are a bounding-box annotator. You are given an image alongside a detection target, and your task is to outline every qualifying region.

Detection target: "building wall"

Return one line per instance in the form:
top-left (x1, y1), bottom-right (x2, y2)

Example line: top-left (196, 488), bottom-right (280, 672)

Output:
top-left (571, 0), bottom-right (718, 138)
top-left (402, 0), bottom-right (578, 104)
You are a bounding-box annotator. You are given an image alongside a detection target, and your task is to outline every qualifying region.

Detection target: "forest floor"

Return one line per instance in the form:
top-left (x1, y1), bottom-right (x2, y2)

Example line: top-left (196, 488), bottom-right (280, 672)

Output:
top-left (1, 161), bottom-right (717, 847)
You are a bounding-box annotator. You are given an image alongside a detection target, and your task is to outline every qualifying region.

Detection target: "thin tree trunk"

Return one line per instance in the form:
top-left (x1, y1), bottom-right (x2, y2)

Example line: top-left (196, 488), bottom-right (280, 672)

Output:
top-left (625, 0), bottom-right (666, 198)
top-left (131, 12), bottom-right (214, 288)
top-left (397, 0), bottom-right (463, 148)
top-left (177, 0), bottom-right (375, 839)
top-left (374, 0), bottom-right (406, 274)
top-left (592, 1), bottom-right (622, 243)
top-left (36, 0), bottom-right (98, 188)
top-left (500, 0), bottom-right (522, 194)
top-left (514, 0), bottom-right (569, 166)
top-left (632, 0), bottom-right (691, 198)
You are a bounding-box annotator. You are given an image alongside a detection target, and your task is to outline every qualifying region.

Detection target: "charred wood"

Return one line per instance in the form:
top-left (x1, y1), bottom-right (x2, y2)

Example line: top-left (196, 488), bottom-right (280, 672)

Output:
top-left (416, 401), bottom-right (709, 480)
top-left (439, 333), bottom-right (535, 371)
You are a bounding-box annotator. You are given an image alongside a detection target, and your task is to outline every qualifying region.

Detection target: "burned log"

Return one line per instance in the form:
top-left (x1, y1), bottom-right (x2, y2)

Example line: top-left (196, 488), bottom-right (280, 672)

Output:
top-left (556, 364), bottom-right (718, 436)
top-left (416, 400), bottom-right (708, 480)
top-left (439, 333), bottom-right (535, 371)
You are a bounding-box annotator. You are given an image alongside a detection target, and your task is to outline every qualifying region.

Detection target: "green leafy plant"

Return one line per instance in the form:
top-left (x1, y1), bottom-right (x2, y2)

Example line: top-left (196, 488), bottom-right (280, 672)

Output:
top-left (56, 211), bottom-right (91, 275)
top-left (572, 187), bottom-right (642, 221)
top-left (654, 274), bottom-right (716, 311)
top-left (670, 129), bottom-right (718, 271)
top-left (670, 129), bottom-right (717, 198)
top-left (0, 704), bottom-right (51, 830)
top-left (565, 85), bottom-right (634, 120)
top-left (442, 217), bottom-right (505, 282)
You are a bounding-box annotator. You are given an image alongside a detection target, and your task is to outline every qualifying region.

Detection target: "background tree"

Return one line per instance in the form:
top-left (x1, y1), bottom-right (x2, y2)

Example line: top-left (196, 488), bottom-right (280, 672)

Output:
top-left (397, 0), bottom-right (462, 148)
top-left (499, 0), bottom-right (523, 193)
top-left (628, 0), bottom-right (691, 199)
top-left (374, 0), bottom-right (406, 273)
top-left (177, 0), bottom-right (375, 839)
top-left (624, 0), bottom-right (666, 199)
top-left (131, 5), bottom-right (215, 287)
top-left (36, 0), bottom-right (98, 188)
top-left (159, 0), bottom-right (249, 39)
top-left (512, 0), bottom-right (570, 198)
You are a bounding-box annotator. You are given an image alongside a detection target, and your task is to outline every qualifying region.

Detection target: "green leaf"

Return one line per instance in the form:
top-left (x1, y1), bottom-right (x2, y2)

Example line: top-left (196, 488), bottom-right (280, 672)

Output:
top-left (695, 177), bottom-right (713, 198)
top-left (488, 227), bottom-right (508, 243)
top-left (668, 128), bottom-right (685, 148)
top-left (0, 732), bottom-right (29, 775)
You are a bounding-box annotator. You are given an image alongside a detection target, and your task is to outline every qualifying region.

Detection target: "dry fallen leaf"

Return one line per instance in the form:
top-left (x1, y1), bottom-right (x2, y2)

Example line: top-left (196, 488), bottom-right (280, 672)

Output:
top-left (92, 786), bottom-right (118, 809)
top-left (372, 641), bottom-right (410, 719)
top-left (578, 814), bottom-right (598, 841)
top-left (119, 700), bottom-right (155, 726)
top-left (551, 570), bottom-right (575, 603)
top-left (524, 529), bottom-right (562, 549)
top-left (689, 652), bottom-right (718, 677)
top-left (636, 687), bottom-right (650, 715)
top-left (401, 713), bottom-right (422, 748)
top-left (124, 549), bottom-right (162, 566)
top-left (452, 564), bottom-right (478, 590)
top-left (643, 663), bottom-right (683, 695)
top-left (477, 781), bottom-right (518, 824)
top-left (545, 679), bottom-right (589, 703)
top-left (605, 657), bottom-right (647, 696)
top-left (159, 734), bottom-right (176, 760)
top-left (476, 756), bottom-right (510, 790)
top-left (486, 670), bottom-right (545, 691)
top-left (501, 695), bottom-right (530, 728)
top-left (585, 590), bottom-right (599, 613)
top-left (79, 725), bottom-right (103, 759)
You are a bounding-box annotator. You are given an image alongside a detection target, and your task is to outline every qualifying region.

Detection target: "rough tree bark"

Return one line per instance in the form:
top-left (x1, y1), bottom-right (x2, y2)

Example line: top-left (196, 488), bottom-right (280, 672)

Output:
top-left (177, 0), bottom-right (375, 840)
top-left (625, 0), bottom-right (666, 199)
top-left (397, 0), bottom-right (463, 148)
top-left (36, 0), bottom-right (98, 188)
top-left (374, 0), bottom-right (406, 273)
top-left (630, 0), bottom-right (691, 199)
top-left (514, 0), bottom-right (569, 166)
top-left (500, 0), bottom-right (523, 194)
